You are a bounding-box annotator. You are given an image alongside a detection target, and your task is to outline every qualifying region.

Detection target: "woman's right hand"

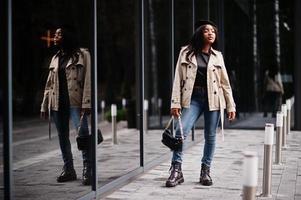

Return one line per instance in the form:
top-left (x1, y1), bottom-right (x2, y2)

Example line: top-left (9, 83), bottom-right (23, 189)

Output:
top-left (40, 111), bottom-right (47, 120)
top-left (170, 108), bottom-right (181, 118)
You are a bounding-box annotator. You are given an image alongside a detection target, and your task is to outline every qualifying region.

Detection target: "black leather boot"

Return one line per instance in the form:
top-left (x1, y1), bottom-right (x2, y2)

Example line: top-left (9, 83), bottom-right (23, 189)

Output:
top-left (199, 163), bottom-right (212, 186)
top-left (57, 167), bottom-right (77, 182)
top-left (82, 162), bottom-right (91, 185)
top-left (165, 161), bottom-right (184, 187)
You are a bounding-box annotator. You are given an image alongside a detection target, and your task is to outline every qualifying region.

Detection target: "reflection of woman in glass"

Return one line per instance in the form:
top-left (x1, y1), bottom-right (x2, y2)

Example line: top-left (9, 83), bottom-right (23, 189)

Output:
top-left (263, 67), bottom-right (284, 118)
top-left (166, 20), bottom-right (236, 187)
top-left (40, 26), bottom-right (92, 185)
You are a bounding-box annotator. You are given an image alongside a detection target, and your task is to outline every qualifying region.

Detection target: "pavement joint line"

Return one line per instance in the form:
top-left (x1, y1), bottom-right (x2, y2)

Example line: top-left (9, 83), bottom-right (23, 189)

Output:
top-left (0, 128), bottom-right (136, 172)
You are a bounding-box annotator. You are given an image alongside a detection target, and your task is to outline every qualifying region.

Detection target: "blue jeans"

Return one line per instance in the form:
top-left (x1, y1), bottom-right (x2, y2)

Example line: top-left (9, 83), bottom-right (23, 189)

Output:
top-left (52, 107), bottom-right (90, 169)
top-left (172, 89), bottom-right (220, 167)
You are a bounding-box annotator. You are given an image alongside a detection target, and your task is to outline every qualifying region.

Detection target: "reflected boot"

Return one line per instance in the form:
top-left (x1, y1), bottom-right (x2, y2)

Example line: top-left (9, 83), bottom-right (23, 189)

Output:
top-left (82, 162), bottom-right (92, 185)
top-left (165, 161), bottom-right (184, 187)
top-left (199, 163), bottom-right (212, 186)
top-left (57, 166), bottom-right (77, 182)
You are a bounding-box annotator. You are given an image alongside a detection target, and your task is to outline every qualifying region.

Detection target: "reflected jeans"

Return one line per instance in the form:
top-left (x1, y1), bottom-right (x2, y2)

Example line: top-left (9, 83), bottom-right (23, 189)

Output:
top-left (172, 89), bottom-right (220, 167)
top-left (52, 107), bottom-right (90, 170)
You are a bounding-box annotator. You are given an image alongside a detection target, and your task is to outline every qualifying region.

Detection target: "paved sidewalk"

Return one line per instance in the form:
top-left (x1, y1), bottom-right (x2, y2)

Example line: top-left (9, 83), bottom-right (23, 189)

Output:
top-left (103, 130), bottom-right (301, 200)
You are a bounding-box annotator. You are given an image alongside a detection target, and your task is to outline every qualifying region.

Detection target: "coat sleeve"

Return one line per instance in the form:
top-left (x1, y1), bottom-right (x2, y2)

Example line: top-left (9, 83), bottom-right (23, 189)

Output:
top-left (170, 50), bottom-right (184, 109)
top-left (40, 70), bottom-right (52, 112)
top-left (219, 53), bottom-right (236, 112)
top-left (81, 49), bottom-right (91, 109)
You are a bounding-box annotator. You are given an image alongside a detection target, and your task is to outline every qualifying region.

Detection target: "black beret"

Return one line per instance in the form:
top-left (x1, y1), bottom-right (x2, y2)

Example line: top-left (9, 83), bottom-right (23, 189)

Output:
top-left (195, 20), bottom-right (217, 29)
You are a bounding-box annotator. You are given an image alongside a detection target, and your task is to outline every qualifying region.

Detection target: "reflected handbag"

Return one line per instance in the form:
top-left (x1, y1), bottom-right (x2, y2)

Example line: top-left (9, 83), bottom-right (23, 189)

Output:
top-left (76, 114), bottom-right (104, 151)
top-left (161, 116), bottom-right (184, 151)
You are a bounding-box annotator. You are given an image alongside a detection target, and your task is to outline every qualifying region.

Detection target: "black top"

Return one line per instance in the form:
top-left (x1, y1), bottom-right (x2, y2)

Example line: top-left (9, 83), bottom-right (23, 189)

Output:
top-left (58, 52), bottom-right (70, 111)
top-left (194, 52), bottom-right (210, 87)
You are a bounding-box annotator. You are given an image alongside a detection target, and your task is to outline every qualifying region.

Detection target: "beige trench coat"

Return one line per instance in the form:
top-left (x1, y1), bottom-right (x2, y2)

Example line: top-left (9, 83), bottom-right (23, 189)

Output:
top-left (40, 48), bottom-right (91, 112)
top-left (171, 46), bottom-right (236, 112)
top-left (171, 46), bottom-right (236, 137)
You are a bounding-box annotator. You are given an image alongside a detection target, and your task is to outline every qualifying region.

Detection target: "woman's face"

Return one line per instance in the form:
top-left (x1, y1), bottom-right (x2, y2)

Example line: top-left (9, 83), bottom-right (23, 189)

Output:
top-left (202, 25), bottom-right (216, 45)
top-left (54, 28), bottom-right (63, 46)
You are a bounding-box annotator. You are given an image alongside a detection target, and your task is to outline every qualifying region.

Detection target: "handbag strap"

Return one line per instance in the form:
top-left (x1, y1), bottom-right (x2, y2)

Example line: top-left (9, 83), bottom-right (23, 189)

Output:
top-left (78, 112), bottom-right (85, 130)
top-left (164, 117), bottom-right (174, 130)
top-left (178, 116), bottom-right (184, 139)
top-left (164, 116), bottom-right (184, 139)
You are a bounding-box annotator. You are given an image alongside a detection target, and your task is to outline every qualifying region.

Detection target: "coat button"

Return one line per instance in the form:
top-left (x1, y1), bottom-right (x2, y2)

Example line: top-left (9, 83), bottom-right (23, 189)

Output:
top-left (186, 77), bottom-right (188, 79)
top-left (214, 91), bottom-right (217, 94)
top-left (213, 69), bottom-right (215, 72)
top-left (53, 92), bottom-right (55, 95)
top-left (184, 88), bottom-right (187, 91)
top-left (74, 77), bottom-right (77, 80)
top-left (72, 67), bottom-right (75, 70)
top-left (213, 80), bottom-right (216, 83)
top-left (75, 89), bottom-right (78, 92)
top-left (189, 66), bottom-right (191, 68)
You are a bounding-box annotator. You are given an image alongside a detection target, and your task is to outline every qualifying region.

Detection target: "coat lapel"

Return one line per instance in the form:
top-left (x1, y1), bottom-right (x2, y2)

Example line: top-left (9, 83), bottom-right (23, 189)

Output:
top-left (66, 51), bottom-right (85, 68)
top-left (50, 56), bottom-right (59, 71)
top-left (190, 54), bottom-right (197, 67)
top-left (207, 48), bottom-right (219, 69)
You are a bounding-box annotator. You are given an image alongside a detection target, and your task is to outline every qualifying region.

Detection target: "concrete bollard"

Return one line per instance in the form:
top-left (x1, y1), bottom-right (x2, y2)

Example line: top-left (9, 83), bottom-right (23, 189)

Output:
top-left (242, 151), bottom-right (258, 200)
top-left (144, 100), bottom-right (149, 134)
top-left (261, 123), bottom-right (274, 197)
top-left (122, 98), bottom-right (127, 110)
top-left (111, 104), bottom-right (117, 144)
top-left (158, 98), bottom-right (162, 127)
top-left (101, 100), bottom-right (106, 121)
top-left (281, 104), bottom-right (287, 148)
top-left (275, 111), bottom-right (283, 165)
top-left (286, 99), bottom-right (291, 135)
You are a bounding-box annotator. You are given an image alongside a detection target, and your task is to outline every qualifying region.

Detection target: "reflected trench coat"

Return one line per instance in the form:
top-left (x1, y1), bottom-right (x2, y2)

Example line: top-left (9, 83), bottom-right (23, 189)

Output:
top-left (40, 48), bottom-right (91, 112)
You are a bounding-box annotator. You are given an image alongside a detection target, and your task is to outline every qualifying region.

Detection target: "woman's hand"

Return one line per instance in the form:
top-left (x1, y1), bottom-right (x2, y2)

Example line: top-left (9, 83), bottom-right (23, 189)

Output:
top-left (227, 111), bottom-right (236, 121)
top-left (40, 111), bottom-right (48, 120)
top-left (170, 108), bottom-right (181, 118)
top-left (81, 108), bottom-right (91, 115)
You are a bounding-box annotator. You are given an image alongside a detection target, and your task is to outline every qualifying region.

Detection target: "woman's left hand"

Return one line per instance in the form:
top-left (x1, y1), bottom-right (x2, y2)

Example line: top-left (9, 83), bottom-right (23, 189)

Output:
top-left (227, 111), bottom-right (236, 121)
top-left (81, 108), bottom-right (91, 115)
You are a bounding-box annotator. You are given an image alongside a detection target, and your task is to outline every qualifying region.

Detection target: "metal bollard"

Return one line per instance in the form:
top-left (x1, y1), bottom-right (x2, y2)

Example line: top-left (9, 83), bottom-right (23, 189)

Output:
top-left (101, 100), bottom-right (106, 121)
top-left (242, 151), bottom-right (258, 200)
top-left (122, 98), bottom-right (126, 110)
top-left (158, 98), bottom-right (162, 127)
top-left (144, 100), bottom-right (149, 134)
top-left (151, 97), bottom-right (156, 115)
top-left (286, 99), bottom-right (291, 135)
top-left (261, 123), bottom-right (274, 197)
top-left (281, 104), bottom-right (287, 148)
top-left (111, 104), bottom-right (117, 144)
top-left (275, 111), bottom-right (283, 164)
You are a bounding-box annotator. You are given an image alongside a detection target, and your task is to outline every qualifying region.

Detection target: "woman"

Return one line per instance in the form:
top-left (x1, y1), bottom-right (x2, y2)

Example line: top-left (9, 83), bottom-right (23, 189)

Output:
top-left (263, 67), bottom-right (284, 118)
top-left (166, 20), bottom-right (236, 187)
top-left (40, 26), bottom-right (92, 185)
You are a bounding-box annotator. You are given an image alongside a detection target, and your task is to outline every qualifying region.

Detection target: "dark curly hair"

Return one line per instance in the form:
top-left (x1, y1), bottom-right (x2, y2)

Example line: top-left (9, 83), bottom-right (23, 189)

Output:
top-left (56, 25), bottom-right (82, 64)
top-left (185, 25), bottom-right (218, 61)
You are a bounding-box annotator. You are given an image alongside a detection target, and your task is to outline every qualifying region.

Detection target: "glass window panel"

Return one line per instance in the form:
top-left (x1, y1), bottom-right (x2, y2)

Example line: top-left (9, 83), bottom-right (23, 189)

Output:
top-left (97, 0), bottom-right (140, 187)
top-left (143, 0), bottom-right (171, 163)
top-left (12, 0), bottom-right (93, 198)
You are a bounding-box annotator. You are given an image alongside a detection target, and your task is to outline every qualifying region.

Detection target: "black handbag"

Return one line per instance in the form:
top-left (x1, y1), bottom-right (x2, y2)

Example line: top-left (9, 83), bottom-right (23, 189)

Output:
top-left (76, 130), bottom-right (103, 151)
top-left (161, 116), bottom-right (184, 151)
top-left (76, 114), bottom-right (104, 151)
